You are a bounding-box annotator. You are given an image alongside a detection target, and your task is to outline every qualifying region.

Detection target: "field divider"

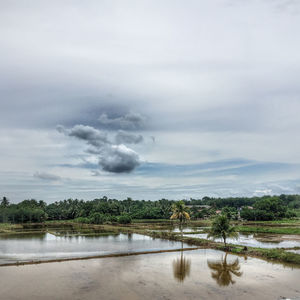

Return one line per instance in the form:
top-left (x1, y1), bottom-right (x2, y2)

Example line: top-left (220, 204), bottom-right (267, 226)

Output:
top-left (0, 247), bottom-right (201, 267)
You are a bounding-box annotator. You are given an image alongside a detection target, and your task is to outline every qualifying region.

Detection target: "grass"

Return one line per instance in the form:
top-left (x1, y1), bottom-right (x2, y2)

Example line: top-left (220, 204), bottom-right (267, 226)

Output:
top-left (132, 219), bottom-right (172, 223)
top-left (0, 223), bottom-right (22, 233)
top-left (240, 219), bottom-right (300, 226)
top-left (236, 226), bottom-right (300, 235)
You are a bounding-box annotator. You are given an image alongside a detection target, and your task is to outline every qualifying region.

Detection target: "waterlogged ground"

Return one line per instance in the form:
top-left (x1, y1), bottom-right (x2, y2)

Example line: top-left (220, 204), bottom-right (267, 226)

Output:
top-left (0, 249), bottom-right (299, 300)
top-left (1, 224), bottom-right (299, 266)
top-left (156, 225), bottom-right (300, 248)
top-left (0, 232), bottom-right (193, 265)
top-left (183, 232), bottom-right (300, 248)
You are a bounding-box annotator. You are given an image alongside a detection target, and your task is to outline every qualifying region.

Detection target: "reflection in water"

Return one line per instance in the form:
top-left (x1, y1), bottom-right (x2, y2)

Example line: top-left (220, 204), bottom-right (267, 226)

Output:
top-left (0, 231), bottom-right (189, 265)
top-left (207, 253), bottom-right (242, 286)
top-left (172, 240), bottom-right (191, 283)
top-left (172, 252), bottom-right (191, 282)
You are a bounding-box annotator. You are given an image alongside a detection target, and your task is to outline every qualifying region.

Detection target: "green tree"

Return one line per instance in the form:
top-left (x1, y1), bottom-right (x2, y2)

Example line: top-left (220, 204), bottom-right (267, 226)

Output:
top-left (208, 215), bottom-right (237, 247)
top-left (1, 197), bottom-right (9, 207)
top-left (170, 200), bottom-right (190, 225)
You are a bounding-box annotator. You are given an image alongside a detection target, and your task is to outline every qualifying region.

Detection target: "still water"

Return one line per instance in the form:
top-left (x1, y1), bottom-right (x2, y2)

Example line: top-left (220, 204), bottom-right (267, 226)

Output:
top-left (0, 249), bottom-right (299, 300)
top-left (183, 232), bottom-right (300, 248)
top-left (0, 232), bottom-right (192, 264)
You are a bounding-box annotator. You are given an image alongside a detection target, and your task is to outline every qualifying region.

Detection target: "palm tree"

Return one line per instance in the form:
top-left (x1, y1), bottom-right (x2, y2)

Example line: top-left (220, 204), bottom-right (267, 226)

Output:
top-left (207, 253), bottom-right (242, 286)
top-left (172, 251), bottom-right (191, 282)
top-left (170, 200), bottom-right (190, 226)
top-left (208, 215), bottom-right (237, 247)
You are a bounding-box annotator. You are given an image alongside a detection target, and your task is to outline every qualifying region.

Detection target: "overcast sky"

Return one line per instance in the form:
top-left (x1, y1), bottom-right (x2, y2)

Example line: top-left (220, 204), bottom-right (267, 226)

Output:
top-left (1, 0), bottom-right (300, 202)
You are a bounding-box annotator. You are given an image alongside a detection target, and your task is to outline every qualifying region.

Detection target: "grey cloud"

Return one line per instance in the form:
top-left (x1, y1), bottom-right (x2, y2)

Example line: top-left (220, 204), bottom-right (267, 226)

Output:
top-left (57, 122), bottom-right (141, 173)
top-left (57, 124), bottom-right (109, 148)
top-left (1, 0), bottom-right (300, 201)
top-left (98, 112), bottom-right (146, 130)
top-left (99, 145), bottom-right (140, 173)
top-left (91, 170), bottom-right (101, 176)
top-left (33, 172), bottom-right (61, 181)
top-left (115, 130), bottom-right (143, 144)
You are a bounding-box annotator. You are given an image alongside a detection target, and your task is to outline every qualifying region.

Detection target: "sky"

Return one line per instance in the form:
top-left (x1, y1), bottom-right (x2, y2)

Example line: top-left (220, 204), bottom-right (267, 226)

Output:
top-left (1, 0), bottom-right (300, 203)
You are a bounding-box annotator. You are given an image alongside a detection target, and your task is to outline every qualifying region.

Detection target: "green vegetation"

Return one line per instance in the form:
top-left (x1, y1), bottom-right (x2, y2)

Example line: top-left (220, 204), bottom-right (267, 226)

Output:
top-left (170, 200), bottom-right (190, 225)
top-left (208, 215), bottom-right (238, 247)
top-left (0, 198), bottom-right (46, 223)
top-left (240, 197), bottom-right (296, 221)
top-left (0, 223), bottom-right (22, 233)
top-left (1, 194), bottom-right (299, 224)
top-left (237, 226), bottom-right (300, 235)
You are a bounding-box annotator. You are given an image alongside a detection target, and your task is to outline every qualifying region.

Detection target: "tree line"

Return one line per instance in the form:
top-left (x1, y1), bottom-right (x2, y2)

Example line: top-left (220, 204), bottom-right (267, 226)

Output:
top-left (0, 194), bottom-right (299, 224)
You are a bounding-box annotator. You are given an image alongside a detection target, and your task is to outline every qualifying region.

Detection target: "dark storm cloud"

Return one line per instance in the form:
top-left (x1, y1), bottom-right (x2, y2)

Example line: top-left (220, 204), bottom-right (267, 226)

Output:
top-left (115, 130), bottom-right (143, 144)
top-left (33, 172), bottom-right (61, 181)
top-left (99, 145), bottom-right (140, 173)
top-left (98, 112), bottom-right (146, 130)
top-left (57, 122), bottom-right (141, 173)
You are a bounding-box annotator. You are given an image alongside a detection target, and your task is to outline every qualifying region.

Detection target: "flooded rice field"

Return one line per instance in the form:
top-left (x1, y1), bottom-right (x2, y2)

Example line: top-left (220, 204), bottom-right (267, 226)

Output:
top-left (183, 232), bottom-right (300, 248)
top-left (0, 249), bottom-right (299, 300)
top-left (156, 225), bottom-right (300, 248)
top-left (0, 231), bottom-right (194, 265)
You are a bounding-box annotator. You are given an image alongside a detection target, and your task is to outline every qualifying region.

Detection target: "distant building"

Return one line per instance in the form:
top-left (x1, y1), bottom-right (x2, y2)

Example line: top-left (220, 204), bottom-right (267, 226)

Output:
top-left (185, 205), bottom-right (211, 211)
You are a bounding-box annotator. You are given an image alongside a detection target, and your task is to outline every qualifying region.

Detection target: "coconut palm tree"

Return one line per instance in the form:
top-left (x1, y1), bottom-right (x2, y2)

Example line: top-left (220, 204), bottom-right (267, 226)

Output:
top-left (170, 200), bottom-right (190, 226)
top-left (208, 215), bottom-right (237, 247)
top-left (207, 253), bottom-right (242, 286)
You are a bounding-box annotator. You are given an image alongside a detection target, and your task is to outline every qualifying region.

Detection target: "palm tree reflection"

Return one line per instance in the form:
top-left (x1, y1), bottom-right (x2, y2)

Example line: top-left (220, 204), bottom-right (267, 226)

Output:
top-left (207, 253), bottom-right (242, 286)
top-left (172, 242), bottom-right (191, 282)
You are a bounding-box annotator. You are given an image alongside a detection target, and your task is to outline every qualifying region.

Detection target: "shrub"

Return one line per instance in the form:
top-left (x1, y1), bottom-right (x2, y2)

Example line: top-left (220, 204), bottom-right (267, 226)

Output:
top-left (74, 217), bottom-right (90, 224)
top-left (106, 215), bottom-right (118, 223)
top-left (90, 212), bottom-right (106, 224)
top-left (118, 214), bottom-right (132, 224)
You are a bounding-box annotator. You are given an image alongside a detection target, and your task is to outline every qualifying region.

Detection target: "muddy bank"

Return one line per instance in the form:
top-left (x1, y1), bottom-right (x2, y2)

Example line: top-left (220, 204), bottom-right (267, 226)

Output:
top-left (0, 247), bottom-right (199, 267)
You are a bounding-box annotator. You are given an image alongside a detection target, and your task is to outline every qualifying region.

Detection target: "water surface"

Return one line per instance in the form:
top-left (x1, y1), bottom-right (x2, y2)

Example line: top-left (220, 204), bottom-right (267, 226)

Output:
top-left (183, 232), bottom-right (300, 248)
top-left (0, 249), bottom-right (299, 300)
top-left (0, 232), bottom-right (192, 264)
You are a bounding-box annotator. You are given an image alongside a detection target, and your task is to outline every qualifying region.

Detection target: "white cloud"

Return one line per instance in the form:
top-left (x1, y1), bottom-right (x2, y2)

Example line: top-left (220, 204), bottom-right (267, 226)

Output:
top-left (0, 0), bottom-right (300, 201)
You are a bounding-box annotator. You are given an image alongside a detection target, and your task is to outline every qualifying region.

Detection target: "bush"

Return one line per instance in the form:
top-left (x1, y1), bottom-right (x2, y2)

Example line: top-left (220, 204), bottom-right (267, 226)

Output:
top-left (90, 212), bottom-right (106, 224)
top-left (74, 217), bottom-right (90, 224)
top-left (118, 214), bottom-right (132, 224)
top-left (106, 215), bottom-right (118, 223)
top-left (285, 210), bottom-right (297, 218)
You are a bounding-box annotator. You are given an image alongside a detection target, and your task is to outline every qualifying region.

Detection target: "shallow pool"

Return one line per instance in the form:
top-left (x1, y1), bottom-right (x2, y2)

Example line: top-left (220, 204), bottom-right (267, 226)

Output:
top-left (0, 232), bottom-right (193, 264)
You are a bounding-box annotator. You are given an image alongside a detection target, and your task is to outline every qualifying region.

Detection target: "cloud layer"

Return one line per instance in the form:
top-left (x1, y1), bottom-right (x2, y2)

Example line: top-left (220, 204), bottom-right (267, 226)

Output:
top-left (0, 0), bottom-right (300, 201)
top-left (33, 172), bottom-right (61, 181)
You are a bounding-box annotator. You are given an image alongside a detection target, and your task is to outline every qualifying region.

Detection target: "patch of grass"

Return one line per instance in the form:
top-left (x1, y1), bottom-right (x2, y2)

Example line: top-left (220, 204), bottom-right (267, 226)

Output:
top-left (241, 219), bottom-right (300, 226)
top-left (132, 219), bottom-right (172, 223)
top-left (236, 226), bottom-right (300, 235)
top-left (0, 223), bottom-right (22, 233)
